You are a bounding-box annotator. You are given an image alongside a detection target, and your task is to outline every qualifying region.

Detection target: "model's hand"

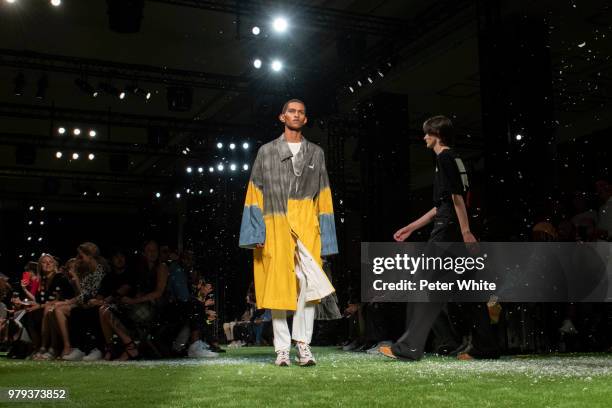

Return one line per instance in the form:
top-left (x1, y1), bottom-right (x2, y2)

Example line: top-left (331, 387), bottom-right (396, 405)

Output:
top-left (255, 243), bottom-right (264, 248)
top-left (463, 231), bottom-right (480, 255)
top-left (393, 226), bottom-right (413, 242)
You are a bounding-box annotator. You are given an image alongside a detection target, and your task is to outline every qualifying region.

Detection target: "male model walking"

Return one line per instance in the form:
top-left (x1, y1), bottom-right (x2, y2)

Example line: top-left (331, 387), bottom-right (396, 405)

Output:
top-left (239, 99), bottom-right (338, 366)
top-left (380, 115), bottom-right (499, 361)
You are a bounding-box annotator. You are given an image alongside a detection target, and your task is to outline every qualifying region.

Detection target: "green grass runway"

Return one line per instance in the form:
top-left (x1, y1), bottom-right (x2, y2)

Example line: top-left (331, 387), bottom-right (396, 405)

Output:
top-left (1, 347), bottom-right (611, 407)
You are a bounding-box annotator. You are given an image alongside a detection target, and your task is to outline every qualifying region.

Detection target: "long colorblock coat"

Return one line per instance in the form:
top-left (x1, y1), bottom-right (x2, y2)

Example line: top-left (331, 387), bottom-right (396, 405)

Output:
top-left (239, 134), bottom-right (339, 311)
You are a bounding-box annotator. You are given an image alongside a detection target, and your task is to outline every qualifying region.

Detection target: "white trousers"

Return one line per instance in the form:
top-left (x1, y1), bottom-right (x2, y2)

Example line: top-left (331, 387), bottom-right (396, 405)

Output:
top-left (271, 241), bottom-right (320, 352)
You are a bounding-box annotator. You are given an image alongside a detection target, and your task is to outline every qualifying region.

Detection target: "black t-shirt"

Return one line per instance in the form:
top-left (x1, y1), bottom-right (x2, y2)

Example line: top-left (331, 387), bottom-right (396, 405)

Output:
top-left (433, 149), bottom-right (468, 217)
top-left (98, 269), bottom-right (135, 298)
top-left (36, 273), bottom-right (75, 304)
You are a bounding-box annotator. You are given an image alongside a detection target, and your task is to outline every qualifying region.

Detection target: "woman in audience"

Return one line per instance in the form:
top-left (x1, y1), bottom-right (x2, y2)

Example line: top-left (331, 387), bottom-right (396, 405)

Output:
top-left (25, 254), bottom-right (74, 359)
top-left (53, 242), bottom-right (107, 360)
top-left (99, 240), bottom-right (169, 360)
top-left (20, 261), bottom-right (40, 302)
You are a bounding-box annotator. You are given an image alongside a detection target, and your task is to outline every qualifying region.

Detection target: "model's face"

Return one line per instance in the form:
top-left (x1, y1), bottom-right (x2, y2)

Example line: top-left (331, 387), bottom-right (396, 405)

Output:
top-left (279, 102), bottom-right (307, 131)
top-left (423, 133), bottom-right (438, 149)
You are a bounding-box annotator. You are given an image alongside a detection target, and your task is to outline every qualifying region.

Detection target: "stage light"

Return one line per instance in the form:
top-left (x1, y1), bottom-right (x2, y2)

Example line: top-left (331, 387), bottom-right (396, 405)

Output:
top-left (515, 134), bottom-right (523, 141)
top-left (75, 78), bottom-right (98, 97)
top-left (14, 72), bottom-right (25, 96)
top-left (182, 149), bottom-right (188, 155)
top-left (252, 26), bottom-right (260, 35)
top-left (28, 221), bottom-right (32, 225)
top-left (186, 166), bottom-right (193, 173)
top-left (197, 167), bottom-right (203, 173)
top-left (50, 0), bottom-right (61, 6)
top-left (367, 77), bottom-right (373, 84)
top-left (229, 143), bottom-right (236, 150)
top-left (208, 167), bottom-right (214, 173)
top-left (27, 237), bottom-right (32, 241)
top-left (217, 164), bottom-right (224, 171)
top-left (198, 190), bottom-right (203, 195)
top-left (230, 163), bottom-right (237, 171)
top-left (348, 86), bottom-right (354, 93)
top-left (58, 127), bottom-right (66, 135)
top-left (186, 188), bottom-right (191, 194)
top-left (242, 142), bottom-right (249, 150)
top-left (243, 164), bottom-right (249, 171)
top-left (217, 142), bottom-right (223, 149)
top-left (96, 192), bottom-right (100, 197)
top-left (73, 128), bottom-right (81, 136)
top-left (72, 152), bottom-right (79, 160)
top-left (209, 188), bottom-right (214, 194)
top-left (38, 237), bottom-right (43, 242)
top-left (377, 70), bottom-right (384, 78)
top-left (29, 206), bottom-right (34, 211)
top-left (88, 153), bottom-right (95, 160)
top-left (175, 193), bottom-right (181, 198)
top-left (6, 0), bottom-right (17, 4)
top-left (83, 191), bottom-right (88, 196)
top-left (272, 17), bottom-right (288, 33)
top-left (271, 60), bottom-right (283, 72)
top-left (253, 59), bottom-right (262, 69)
top-left (40, 206), bottom-right (45, 211)
top-left (55, 151), bottom-right (63, 159)
top-left (89, 130), bottom-right (96, 138)
top-left (119, 90), bottom-right (126, 100)
top-left (155, 192), bottom-right (161, 198)
top-left (357, 80), bottom-right (362, 87)
top-left (40, 221), bottom-right (44, 225)
top-left (35, 75), bottom-right (48, 99)
top-left (145, 91), bottom-right (152, 100)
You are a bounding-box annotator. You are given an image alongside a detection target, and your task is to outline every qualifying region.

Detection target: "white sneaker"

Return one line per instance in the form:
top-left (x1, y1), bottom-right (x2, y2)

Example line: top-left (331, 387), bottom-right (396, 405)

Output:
top-left (62, 348), bottom-right (85, 361)
top-left (187, 340), bottom-right (218, 358)
top-left (295, 343), bottom-right (316, 366)
top-left (83, 348), bottom-right (103, 361)
top-left (275, 350), bottom-right (290, 367)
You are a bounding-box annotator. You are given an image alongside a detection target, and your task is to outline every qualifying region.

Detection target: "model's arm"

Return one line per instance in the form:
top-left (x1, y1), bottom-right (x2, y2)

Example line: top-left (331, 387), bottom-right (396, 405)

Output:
top-left (452, 194), bottom-right (476, 243)
top-left (393, 207), bottom-right (437, 242)
top-left (316, 151), bottom-right (339, 256)
top-left (239, 149), bottom-right (266, 249)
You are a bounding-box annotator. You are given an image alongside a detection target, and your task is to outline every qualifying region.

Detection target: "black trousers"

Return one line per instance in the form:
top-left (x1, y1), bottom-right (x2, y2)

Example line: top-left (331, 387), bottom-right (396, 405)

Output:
top-left (391, 216), bottom-right (499, 360)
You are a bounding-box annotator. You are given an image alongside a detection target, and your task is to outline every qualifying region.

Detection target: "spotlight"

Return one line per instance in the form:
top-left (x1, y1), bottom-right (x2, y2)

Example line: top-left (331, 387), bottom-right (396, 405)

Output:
top-left (6, 0), bottom-right (17, 4)
top-left (28, 221), bottom-right (32, 225)
top-left (88, 153), bottom-right (95, 160)
top-left (357, 80), bottom-right (362, 87)
top-left (72, 152), bottom-right (79, 160)
top-left (89, 130), bottom-right (96, 138)
top-left (252, 26), bottom-right (260, 35)
top-left (96, 192), bottom-right (100, 197)
top-left (38, 237), bottom-right (43, 242)
top-left (230, 163), bottom-right (237, 171)
top-left (186, 188), bottom-right (191, 194)
top-left (35, 75), bottom-right (48, 100)
top-left (367, 77), bottom-right (373, 84)
top-left (377, 70), bottom-right (384, 78)
top-left (155, 192), bottom-right (161, 198)
top-left (73, 128), bottom-right (81, 136)
top-left (198, 190), bottom-right (203, 195)
top-left (27, 237), bottom-right (32, 241)
top-left (209, 188), bottom-right (214, 193)
top-left (197, 167), bottom-right (203, 173)
top-left (217, 142), bottom-right (223, 149)
top-left (175, 193), bottom-right (181, 198)
top-left (145, 91), bottom-right (152, 100)
top-left (272, 17), bottom-right (288, 33)
top-left (55, 151), bottom-right (63, 159)
top-left (243, 164), bottom-right (249, 171)
top-left (58, 127), bottom-right (66, 135)
top-left (40, 206), bottom-right (45, 211)
top-left (253, 59), bottom-right (262, 69)
top-left (229, 143), bottom-right (236, 150)
top-left (348, 86), bottom-right (354, 93)
top-left (50, 0), bottom-right (61, 6)
top-left (217, 164), bottom-right (224, 171)
top-left (186, 166), bottom-right (192, 173)
top-left (271, 60), bottom-right (283, 72)
top-left (13, 72), bottom-right (25, 96)
top-left (29, 206), bottom-right (34, 211)
top-left (515, 134), bottom-right (523, 141)
top-left (119, 90), bottom-right (126, 100)
top-left (40, 221), bottom-right (44, 225)
top-left (75, 78), bottom-right (98, 97)
top-left (242, 142), bottom-right (249, 150)
top-left (208, 167), bottom-right (214, 173)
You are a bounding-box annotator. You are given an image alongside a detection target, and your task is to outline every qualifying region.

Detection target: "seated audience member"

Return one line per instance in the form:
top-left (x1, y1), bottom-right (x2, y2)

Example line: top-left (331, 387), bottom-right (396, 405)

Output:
top-left (165, 250), bottom-right (217, 358)
top-left (53, 243), bottom-right (107, 361)
top-left (25, 254), bottom-right (75, 360)
top-left (224, 284), bottom-right (256, 348)
top-left (196, 279), bottom-right (222, 352)
top-left (99, 240), bottom-right (168, 360)
top-left (20, 261), bottom-right (40, 302)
